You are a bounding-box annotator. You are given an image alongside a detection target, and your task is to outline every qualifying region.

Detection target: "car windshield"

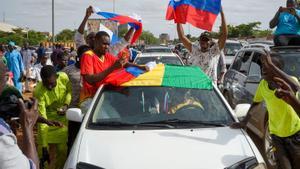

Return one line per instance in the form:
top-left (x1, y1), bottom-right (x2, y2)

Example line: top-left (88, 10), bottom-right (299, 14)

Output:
top-left (88, 86), bottom-right (233, 129)
top-left (135, 57), bottom-right (183, 65)
top-left (224, 43), bottom-right (242, 56)
top-left (143, 48), bottom-right (172, 53)
top-left (279, 52), bottom-right (300, 79)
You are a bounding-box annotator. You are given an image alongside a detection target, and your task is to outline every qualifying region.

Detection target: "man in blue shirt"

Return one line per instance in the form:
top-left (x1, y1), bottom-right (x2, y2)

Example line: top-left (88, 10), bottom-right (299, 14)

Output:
top-left (5, 41), bottom-right (25, 93)
top-left (36, 43), bottom-right (46, 64)
top-left (270, 0), bottom-right (300, 46)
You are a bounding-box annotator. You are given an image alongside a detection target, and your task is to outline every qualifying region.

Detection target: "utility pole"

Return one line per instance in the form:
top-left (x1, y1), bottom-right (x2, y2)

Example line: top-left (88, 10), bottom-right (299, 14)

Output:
top-left (52, 0), bottom-right (55, 47)
top-left (3, 12), bottom-right (5, 22)
top-left (113, 0), bottom-right (116, 13)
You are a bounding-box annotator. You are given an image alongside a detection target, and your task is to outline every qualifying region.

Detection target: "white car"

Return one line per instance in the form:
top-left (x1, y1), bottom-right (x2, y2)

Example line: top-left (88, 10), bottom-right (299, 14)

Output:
top-left (134, 52), bottom-right (184, 65)
top-left (224, 40), bottom-right (243, 67)
top-left (142, 46), bottom-right (173, 53)
top-left (64, 70), bottom-right (265, 169)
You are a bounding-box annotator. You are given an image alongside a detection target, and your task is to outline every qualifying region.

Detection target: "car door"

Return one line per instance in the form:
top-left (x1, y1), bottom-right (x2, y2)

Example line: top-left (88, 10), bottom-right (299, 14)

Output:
top-left (244, 52), bottom-right (263, 103)
top-left (223, 50), bottom-right (253, 107)
top-left (231, 51), bottom-right (253, 104)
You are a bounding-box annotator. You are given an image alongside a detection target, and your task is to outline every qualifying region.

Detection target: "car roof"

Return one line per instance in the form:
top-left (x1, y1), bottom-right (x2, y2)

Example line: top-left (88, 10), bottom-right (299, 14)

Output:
top-left (226, 40), bottom-right (241, 44)
top-left (145, 46), bottom-right (171, 49)
top-left (138, 52), bottom-right (178, 57)
top-left (238, 47), bottom-right (265, 54)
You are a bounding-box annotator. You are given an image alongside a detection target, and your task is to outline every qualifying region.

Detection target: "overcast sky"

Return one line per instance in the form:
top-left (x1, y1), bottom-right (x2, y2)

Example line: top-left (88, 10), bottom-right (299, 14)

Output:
top-left (1, 0), bottom-right (285, 39)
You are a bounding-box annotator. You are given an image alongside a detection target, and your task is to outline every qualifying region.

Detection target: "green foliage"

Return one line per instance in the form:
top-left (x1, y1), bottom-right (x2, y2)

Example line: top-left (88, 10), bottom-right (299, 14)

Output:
top-left (140, 30), bottom-right (159, 45)
top-left (226, 22), bottom-right (269, 38)
top-left (0, 28), bottom-right (47, 46)
top-left (55, 29), bottom-right (76, 42)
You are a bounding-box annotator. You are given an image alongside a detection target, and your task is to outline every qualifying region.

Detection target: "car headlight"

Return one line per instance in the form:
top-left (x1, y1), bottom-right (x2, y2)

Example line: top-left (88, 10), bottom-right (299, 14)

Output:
top-left (225, 157), bottom-right (266, 169)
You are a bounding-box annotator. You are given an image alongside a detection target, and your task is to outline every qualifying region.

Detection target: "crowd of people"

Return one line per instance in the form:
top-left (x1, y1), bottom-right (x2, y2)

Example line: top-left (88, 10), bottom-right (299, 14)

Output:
top-left (0, 0), bottom-right (300, 169)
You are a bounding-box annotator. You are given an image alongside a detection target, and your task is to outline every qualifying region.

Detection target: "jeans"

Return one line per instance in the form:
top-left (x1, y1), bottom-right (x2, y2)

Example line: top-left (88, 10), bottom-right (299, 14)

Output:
top-left (274, 34), bottom-right (300, 46)
top-left (271, 131), bottom-right (300, 169)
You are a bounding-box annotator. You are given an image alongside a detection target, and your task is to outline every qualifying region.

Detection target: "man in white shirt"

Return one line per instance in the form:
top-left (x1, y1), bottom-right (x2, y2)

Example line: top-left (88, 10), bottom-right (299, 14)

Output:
top-left (75, 6), bottom-right (135, 56)
top-left (31, 53), bottom-right (48, 83)
top-left (21, 42), bottom-right (34, 92)
top-left (177, 8), bottom-right (228, 84)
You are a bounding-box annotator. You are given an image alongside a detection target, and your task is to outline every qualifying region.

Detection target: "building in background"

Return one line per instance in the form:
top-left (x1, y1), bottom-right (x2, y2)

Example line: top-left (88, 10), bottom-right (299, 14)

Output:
top-left (159, 33), bottom-right (170, 45)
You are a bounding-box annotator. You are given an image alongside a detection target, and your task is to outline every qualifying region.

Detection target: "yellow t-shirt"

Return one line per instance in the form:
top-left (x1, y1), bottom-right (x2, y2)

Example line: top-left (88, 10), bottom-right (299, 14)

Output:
top-left (253, 79), bottom-right (300, 137)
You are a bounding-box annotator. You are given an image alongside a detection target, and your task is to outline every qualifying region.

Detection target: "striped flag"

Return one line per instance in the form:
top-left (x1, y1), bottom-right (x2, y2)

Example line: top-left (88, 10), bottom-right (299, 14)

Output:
top-left (166, 0), bottom-right (221, 31)
top-left (94, 8), bottom-right (142, 44)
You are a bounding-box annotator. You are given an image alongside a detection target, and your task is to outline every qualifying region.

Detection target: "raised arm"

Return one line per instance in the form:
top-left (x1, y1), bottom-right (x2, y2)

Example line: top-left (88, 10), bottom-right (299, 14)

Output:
top-left (270, 7), bottom-right (282, 29)
top-left (177, 23), bottom-right (192, 52)
top-left (218, 8), bottom-right (228, 50)
top-left (109, 27), bottom-right (134, 56)
top-left (78, 6), bottom-right (93, 34)
top-left (19, 99), bottom-right (40, 169)
top-left (263, 50), bottom-right (300, 92)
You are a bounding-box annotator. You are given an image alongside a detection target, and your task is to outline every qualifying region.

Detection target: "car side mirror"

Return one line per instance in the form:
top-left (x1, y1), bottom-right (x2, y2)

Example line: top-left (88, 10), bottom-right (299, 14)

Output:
top-left (234, 104), bottom-right (251, 121)
top-left (245, 75), bottom-right (261, 83)
top-left (66, 108), bottom-right (83, 122)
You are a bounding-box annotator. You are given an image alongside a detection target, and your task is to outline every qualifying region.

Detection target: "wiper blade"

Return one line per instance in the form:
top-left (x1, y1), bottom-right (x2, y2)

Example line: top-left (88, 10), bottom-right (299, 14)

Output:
top-left (90, 121), bottom-right (135, 127)
top-left (141, 119), bottom-right (226, 127)
top-left (91, 121), bottom-right (174, 128)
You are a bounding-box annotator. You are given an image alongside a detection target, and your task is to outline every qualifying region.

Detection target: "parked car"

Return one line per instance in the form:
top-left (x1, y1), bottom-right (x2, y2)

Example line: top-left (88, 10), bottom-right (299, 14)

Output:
top-left (64, 66), bottom-right (265, 169)
top-left (224, 40), bottom-right (243, 67)
top-left (243, 43), bottom-right (272, 51)
top-left (134, 52), bottom-right (184, 65)
top-left (142, 46), bottom-right (173, 53)
top-left (248, 40), bottom-right (274, 46)
top-left (222, 46), bottom-right (300, 168)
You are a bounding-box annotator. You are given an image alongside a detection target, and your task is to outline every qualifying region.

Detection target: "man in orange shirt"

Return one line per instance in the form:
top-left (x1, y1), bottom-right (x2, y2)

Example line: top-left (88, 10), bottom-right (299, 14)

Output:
top-left (80, 31), bottom-right (147, 113)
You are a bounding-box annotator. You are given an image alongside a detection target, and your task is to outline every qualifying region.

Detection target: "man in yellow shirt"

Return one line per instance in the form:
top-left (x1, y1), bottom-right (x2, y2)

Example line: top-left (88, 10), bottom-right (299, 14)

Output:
top-left (34, 65), bottom-right (72, 169)
top-left (233, 53), bottom-right (300, 169)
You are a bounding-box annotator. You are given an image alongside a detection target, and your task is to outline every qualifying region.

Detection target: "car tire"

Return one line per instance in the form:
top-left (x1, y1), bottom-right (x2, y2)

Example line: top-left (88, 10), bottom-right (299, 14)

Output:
top-left (263, 123), bottom-right (278, 169)
top-left (223, 91), bottom-right (235, 109)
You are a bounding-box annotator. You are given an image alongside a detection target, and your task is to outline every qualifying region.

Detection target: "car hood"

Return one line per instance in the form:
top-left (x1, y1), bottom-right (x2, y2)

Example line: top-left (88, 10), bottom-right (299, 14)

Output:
top-left (77, 127), bottom-right (255, 169)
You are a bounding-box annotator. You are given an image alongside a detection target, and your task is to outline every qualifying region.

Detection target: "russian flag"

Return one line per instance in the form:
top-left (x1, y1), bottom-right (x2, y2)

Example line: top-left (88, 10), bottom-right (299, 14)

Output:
top-left (166, 0), bottom-right (221, 31)
top-left (94, 8), bottom-right (142, 44)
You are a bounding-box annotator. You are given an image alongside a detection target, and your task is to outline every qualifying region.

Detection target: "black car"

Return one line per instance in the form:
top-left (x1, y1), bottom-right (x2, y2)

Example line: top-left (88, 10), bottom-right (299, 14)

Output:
top-left (222, 46), bottom-right (300, 168)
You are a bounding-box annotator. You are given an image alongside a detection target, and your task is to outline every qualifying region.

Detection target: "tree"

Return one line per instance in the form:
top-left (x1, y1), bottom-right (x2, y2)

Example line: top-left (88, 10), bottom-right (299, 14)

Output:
top-left (140, 30), bottom-right (159, 45)
top-left (55, 29), bottom-right (76, 42)
top-left (0, 28), bottom-right (47, 46)
top-left (226, 22), bottom-right (268, 38)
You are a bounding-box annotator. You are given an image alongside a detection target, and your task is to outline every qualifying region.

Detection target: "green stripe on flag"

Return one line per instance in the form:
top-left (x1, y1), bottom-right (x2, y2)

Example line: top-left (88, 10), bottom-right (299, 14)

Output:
top-left (162, 65), bottom-right (212, 89)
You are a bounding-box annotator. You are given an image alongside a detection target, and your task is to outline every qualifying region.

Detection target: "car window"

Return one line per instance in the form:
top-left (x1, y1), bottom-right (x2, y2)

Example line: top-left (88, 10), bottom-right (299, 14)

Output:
top-left (231, 51), bottom-right (243, 71)
top-left (231, 51), bottom-right (252, 75)
top-left (224, 43), bottom-right (243, 56)
top-left (248, 52), bottom-right (262, 77)
top-left (89, 87), bottom-right (233, 129)
top-left (135, 57), bottom-right (183, 65)
top-left (277, 52), bottom-right (300, 80)
top-left (143, 48), bottom-right (172, 53)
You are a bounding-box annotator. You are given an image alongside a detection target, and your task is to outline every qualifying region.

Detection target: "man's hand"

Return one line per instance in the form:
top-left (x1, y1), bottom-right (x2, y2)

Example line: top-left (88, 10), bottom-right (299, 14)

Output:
top-left (113, 57), bottom-right (127, 69)
top-left (289, 8), bottom-right (297, 16)
top-left (85, 6), bottom-right (93, 18)
top-left (18, 98), bottom-right (38, 129)
top-left (140, 65), bottom-right (150, 72)
top-left (278, 6), bottom-right (283, 13)
top-left (274, 77), bottom-right (295, 105)
top-left (57, 105), bottom-right (68, 116)
top-left (46, 120), bottom-right (64, 127)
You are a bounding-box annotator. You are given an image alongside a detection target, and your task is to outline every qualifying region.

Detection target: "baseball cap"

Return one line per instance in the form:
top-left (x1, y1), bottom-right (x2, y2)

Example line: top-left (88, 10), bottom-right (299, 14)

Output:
top-left (199, 31), bottom-right (212, 41)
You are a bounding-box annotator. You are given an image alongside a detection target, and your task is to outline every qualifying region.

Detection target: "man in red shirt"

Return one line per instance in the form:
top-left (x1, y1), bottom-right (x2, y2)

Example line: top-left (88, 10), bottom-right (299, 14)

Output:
top-left (80, 31), bottom-right (147, 113)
